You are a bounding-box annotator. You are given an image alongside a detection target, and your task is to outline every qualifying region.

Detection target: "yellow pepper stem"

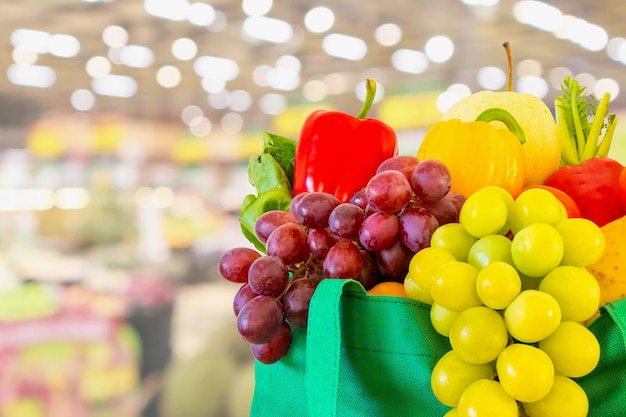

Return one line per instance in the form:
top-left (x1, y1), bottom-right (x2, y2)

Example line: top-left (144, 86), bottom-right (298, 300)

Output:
top-left (475, 108), bottom-right (526, 145)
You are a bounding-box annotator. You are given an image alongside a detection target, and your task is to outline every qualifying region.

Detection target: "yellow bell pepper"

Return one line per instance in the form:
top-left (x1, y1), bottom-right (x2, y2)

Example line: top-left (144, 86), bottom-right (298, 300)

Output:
top-left (417, 108), bottom-right (527, 197)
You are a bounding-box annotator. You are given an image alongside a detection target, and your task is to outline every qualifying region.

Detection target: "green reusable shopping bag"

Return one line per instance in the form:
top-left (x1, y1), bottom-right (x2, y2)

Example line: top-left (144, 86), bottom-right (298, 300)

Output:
top-left (251, 278), bottom-right (626, 416)
top-left (251, 278), bottom-right (452, 417)
top-left (577, 297), bottom-right (626, 416)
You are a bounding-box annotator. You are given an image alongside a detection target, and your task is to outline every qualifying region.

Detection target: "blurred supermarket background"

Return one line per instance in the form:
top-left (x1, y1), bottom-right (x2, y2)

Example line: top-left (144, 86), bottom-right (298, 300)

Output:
top-left (0, 0), bottom-right (626, 416)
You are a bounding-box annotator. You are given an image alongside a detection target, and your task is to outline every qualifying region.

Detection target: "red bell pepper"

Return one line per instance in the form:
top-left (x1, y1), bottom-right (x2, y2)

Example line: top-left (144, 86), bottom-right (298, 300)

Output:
top-left (619, 167), bottom-right (626, 211)
top-left (543, 76), bottom-right (623, 227)
top-left (292, 79), bottom-right (398, 202)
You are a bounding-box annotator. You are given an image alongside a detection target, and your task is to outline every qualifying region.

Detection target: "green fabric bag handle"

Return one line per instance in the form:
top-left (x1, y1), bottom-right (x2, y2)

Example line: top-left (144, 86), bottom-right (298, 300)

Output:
top-left (305, 278), bottom-right (359, 416)
top-left (305, 278), bottom-right (450, 417)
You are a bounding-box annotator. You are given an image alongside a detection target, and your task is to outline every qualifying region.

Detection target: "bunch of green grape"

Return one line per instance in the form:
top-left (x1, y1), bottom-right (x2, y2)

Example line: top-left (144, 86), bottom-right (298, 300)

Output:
top-left (404, 186), bottom-right (605, 417)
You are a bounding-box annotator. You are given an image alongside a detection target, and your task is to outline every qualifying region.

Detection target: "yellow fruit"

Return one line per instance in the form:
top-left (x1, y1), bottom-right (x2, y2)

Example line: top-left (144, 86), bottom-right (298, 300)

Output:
top-left (587, 215), bottom-right (626, 307)
top-left (442, 90), bottom-right (560, 186)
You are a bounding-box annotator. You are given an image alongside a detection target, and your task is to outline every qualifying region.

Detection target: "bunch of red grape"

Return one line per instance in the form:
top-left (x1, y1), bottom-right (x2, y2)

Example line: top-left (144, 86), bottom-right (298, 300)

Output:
top-left (218, 155), bottom-right (465, 363)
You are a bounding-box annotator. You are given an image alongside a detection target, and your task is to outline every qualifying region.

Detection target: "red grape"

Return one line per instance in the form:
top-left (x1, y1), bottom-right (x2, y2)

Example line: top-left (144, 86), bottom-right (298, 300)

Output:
top-left (218, 247), bottom-right (262, 283)
top-left (328, 203), bottom-right (365, 240)
top-left (359, 211), bottom-right (399, 251)
top-left (236, 295), bottom-right (284, 344)
top-left (307, 228), bottom-right (337, 261)
top-left (293, 191), bottom-right (341, 228)
top-left (366, 170), bottom-right (413, 214)
top-left (283, 278), bottom-right (318, 328)
top-left (266, 222), bottom-right (309, 265)
top-left (251, 321), bottom-right (293, 364)
top-left (398, 206), bottom-right (439, 252)
top-left (349, 188), bottom-right (368, 209)
top-left (233, 283), bottom-right (260, 316)
top-left (410, 159), bottom-right (451, 202)
top-left (323, 239), bottom-right (363, 279)
top-left (376, 155), bottom-right (420, 180)
top-left (248, 256), bottom-right (289, 297)
top-left (375, 239), bottom-right (413, 282)
top-left (254, 210), bottom-right (297, 243)
top-left (414, 197), bottom-right (458, 225)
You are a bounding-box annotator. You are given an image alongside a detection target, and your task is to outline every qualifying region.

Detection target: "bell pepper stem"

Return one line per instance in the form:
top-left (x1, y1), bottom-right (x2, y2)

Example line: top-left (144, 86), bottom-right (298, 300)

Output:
top-left (475, 108), bottom-right (526, 145)
top-left (356, 79), bottom-right (376, 119)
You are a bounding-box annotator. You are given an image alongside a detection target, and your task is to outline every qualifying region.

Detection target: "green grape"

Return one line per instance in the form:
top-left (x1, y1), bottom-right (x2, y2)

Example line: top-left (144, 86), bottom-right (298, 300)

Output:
top-left (430, 261), bottom-right (482, 312)
top-left (523, 376), bottom-right (589, 417)
top-left (449, 306), bottom-right (508, 364)
top-left (406, 247), bottom-right (456, 290)
top-left (459, 187), bottom-right (508, 238)
top-left (508, 187), bottom-right (566, 235)
top-left (430, 302), bottom-right (460, 337)
top-left (476, 261), bottom-right (521, 310)
top-left (403, 276), bottom-right (434, 305)
top-left (538, 266), bottom-right (600, 322)
top-left (457, 379), bottom-right (518, 417)
top-left (443, 409), bottom-right (459, 417)
top-left (504, 290), bottom-right (561, 343)
top-left (431, 350), bottom-right (495, 407)
top-left (538, 321), bottom-right (600, 378)
top-left (482, 185), bottom-right (515, 234)
top-left (519, 273), bottom-right (543, 291)
top-left (555, 217), bottom-right (606, 267)
top-left (466, 234), bottom-right (514, 270)
top-left (430, 223), bottom-right (478, 262)
top-left (511, 223), bottom-right (564, 278)
top-left (496, 343), bottom-right (554, 403)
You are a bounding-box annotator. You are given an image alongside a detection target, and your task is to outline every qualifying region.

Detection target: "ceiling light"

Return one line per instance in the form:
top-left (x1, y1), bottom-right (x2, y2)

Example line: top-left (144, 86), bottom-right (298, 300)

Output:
top-left (86, 56), bottom-right (112, 78)
top-left (7, 64), bottom-right (56, 88)
top-left (513, 1), bottom-right (563, 32)
top-left (242, 0), bottom-right (272, 17)
top-left (267, 68), bottom-right (300, 91)
top-left (303, 80), bottom-right (328, 102)
top-left (253, 65), bottom-right (272, 86)
top-left (276, 55), bottom-right (301, 72)
top-left (462, 0), bottom-right (499, 5)
top-left (436, 91), bottom-right (459, 113)
top-left (71, 89), bottom-right (96, 111)
top-left (120, 45), bottom-right (154, 68)
top-left (324, 73), bottom-right (349, 94)
top-left (144, 0), bottom-right (189, 21)
top-left (11, 29), bottom-right (50, 54)
top-left (574, 73), bottom-right (596, 89)
top-left (172, 38), bottom-right (197, 60)
top-left (156, 66), bottom-right (182, 88)
top-left (391, 49), bottom-right (428, 74)
top-left (477, 66), bottom-right (506, 90)
top-left (187, 3), bottom-right (216, 26)
top-left (92, 74), bottom-right (138, 97)
top-left (48, 34), bottom-right (80, 58)
top-left (448, 83), bottom-right (472, 99)
top-left (304, 7), bottom-right (334, 33)
top-left (189, 116), bottom-right (212, 137)
top-left (548, 66), bottom-right (572, 89)
top-left (375, 23), bottom-right (402, 47)
top-left (55, 188), bottom-right (90, 210)
top-left (194, 56), bottom-right (239, 80)
top-left (594, 78), bottom-right (619, 101)
top-left (201, 78), bottom-right (226, 93)
top-left (424, 35), bottom-right (454, 63)
top-left (517, 76), bottom-right (549, 98)
top-left (516, 59), bottom-right (542, 77)
top-left (221, 113), bottom-right (244, 134)
top-left (209, 90), bottom-right (231, 109)
top-left (243, 16), bottom-right (293, 44)
top-left (322, 33), bottom-right (367, 61)
top-left (102, 25), bottom-right (129, 47)
top-left (12, 47), bottom-right (38, 65)
top-left (606, 37), bottom-right (626, 61)
top-left (258, 93), bottom-right (286, 115)
top-left (230, 90), bottom-right (253, 112)
top-left (181, 105), bottom-right (203, 125)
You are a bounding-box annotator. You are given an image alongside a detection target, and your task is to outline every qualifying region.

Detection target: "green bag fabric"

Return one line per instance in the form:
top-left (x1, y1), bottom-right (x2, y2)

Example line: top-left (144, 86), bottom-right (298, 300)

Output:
top-left (251, 279), bottom-right (626, 416)
top-left (577, 297), bottom-right (626, 416)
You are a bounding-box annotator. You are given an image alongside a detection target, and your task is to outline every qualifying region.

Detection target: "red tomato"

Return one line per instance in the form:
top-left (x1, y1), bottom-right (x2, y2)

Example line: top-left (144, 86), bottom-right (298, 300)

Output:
top-left (521, 185), bottom-right (582, 219)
